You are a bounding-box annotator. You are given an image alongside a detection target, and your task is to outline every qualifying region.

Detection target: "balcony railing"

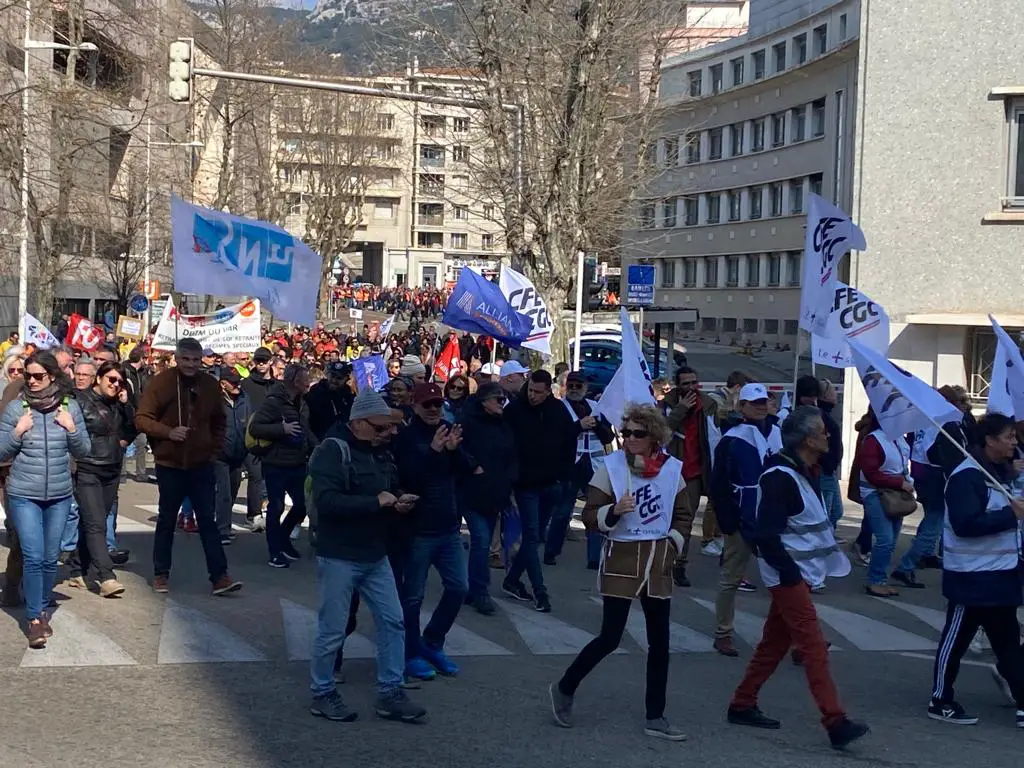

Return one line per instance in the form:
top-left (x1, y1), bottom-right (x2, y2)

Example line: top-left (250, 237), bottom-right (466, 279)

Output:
top-left (420, 185), bottom-right (445, 199)
top-left (418, 214), bottom-right (444, 226)
top-left (419, 156), bottom-right (445, 168)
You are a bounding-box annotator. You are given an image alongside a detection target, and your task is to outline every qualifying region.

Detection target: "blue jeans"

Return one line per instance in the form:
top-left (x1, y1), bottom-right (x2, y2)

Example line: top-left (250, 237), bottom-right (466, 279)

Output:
top-left (863, 492), bottom-right (902, 585)
top-left (544, 479), bottom-right (579, 560)
top-left (465, 510), bottom-right (497, 600)
top-left (820, 473), bottom-right (843, 527)
top-left (106, 499), bottom-right (118, 551)
top-left (61, 499), bottom-right (79, 552)
top-left (402, 531), bottom-right (468, 657)
top-left (263, 464), bottom-right (307, 558)
top-left (508, 484), bottom-right (560, 596)
top-left (7, 496), bottom-right (73, 619)
top-left (897, 480), bottom-right (944, 573)
top-left (310, 556), bottom-right (404, 698)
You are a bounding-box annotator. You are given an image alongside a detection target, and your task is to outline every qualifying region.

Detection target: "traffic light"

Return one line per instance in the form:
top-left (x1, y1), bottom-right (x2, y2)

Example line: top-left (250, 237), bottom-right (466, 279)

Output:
top-left (168, 39), bottom-right (193, 103)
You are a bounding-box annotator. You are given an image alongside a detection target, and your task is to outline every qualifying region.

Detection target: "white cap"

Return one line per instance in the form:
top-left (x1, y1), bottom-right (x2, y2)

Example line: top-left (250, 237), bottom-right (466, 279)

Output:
top-left (739, 383), bottom-right (769, 402)
top-left (500, 360), bottom-right (530, 378)
top-left (480, 362), bottom-right (498, 375)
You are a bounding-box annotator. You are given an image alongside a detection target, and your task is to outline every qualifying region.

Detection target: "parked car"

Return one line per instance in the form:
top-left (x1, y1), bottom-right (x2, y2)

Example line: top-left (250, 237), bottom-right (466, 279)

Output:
top-left (567, 336), bottom-right (685, 397)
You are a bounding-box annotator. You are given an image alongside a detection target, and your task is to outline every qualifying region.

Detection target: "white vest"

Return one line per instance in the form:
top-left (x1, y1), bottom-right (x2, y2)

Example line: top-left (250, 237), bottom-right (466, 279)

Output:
top-left (859, 429), bottom-right (910, 496)
top-left (727, 421), bottom-right (782, 479)
top-left (942, 458), bottom-right (1019, 573)
top-left (756, 465), bottom-right (851, 588)
top-left (563, 397), bottom-right (606, 467)
top-left (910, 425), bottom-right (939, 467)
top-left (604, 450), bottom-right (683, 542)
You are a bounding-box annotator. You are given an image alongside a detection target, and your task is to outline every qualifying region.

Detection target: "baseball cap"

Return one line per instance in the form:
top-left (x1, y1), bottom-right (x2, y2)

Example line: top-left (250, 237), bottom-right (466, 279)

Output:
top-left (413, 382), bottom-right (444, 405)
top-left (480, 362), bottom-right (498, 375)
top-left (219, 367), bottom-right (242, 385)
top-left (739, 383), bottom-right (769, 402)
top-left (566, 370), bottom-right (586, 384)
top-left (202, 347), bottom-right (216, 357)
top-left (500, 360), bottom-right (529, 378)
top-left (327, 361), bottom-right (352, 378)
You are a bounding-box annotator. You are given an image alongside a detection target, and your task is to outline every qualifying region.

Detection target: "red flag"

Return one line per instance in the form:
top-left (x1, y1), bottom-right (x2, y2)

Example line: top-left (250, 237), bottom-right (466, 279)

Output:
top-left (65, 313), bottom-right (104, 352)
top-left (433, 337), bottom-right (462, 383)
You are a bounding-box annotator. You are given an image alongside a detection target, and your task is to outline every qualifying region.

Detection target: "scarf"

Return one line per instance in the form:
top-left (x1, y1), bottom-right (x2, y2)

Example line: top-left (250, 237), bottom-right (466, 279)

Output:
top-left (22, 381), bottom-right (63, 413)
top-left (626, 448), bottom-right (670, 479)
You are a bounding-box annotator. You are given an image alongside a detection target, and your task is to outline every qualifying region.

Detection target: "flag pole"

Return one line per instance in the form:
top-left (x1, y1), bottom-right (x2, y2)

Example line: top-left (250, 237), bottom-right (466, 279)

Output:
top-left (919, 414), bottom-right (1015, 503)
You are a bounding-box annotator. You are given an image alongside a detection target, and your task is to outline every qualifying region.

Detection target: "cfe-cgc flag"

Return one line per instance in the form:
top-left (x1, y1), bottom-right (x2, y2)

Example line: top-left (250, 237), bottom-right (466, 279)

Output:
top-left (811, 282), bottom-right (890, 369)
top-left (21, 313), bottom-right (60, 349)
top-left (379, 314), bottom-right (396, 338)
top-left (592, 307), bottom-right (655, 429)
top-left (499, 265), bottom-right (553, 357)
top-left (65, 313), bottom-right (104, 353)
top-left (987, 315), bottom-right (1024, 419)
top-left (171, 195), bottom-right (322, 327)
top-left (849, 339), bottom-right (961, 444)
top-left (799, 194), bottom-right (867, 335)
top-left (442, 267), bottom-right (533, 347)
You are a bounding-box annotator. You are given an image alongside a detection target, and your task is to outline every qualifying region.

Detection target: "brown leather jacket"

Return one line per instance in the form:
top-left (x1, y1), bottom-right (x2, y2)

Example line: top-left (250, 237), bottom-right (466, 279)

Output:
top-left (135, 368), bottom-right (226, 469)
top-left (664, 388), bottom-right (717, 486)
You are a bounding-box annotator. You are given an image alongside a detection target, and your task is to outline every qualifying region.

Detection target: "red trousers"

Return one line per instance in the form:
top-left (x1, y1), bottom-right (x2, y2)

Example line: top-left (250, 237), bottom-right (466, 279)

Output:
top-left (730, 581), bottom-right (845, 729)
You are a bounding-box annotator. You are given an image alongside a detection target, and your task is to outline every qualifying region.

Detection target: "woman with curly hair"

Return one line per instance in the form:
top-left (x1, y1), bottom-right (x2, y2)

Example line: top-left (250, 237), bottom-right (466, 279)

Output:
top-left (443, 374), bottom-right (471, 422)
top-left (549, 403), bottom-right (691, 742)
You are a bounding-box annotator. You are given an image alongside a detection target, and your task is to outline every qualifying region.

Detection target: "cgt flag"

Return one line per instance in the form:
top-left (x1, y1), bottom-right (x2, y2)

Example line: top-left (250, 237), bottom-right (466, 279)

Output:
top-left (987, 315), bottom-right (1024, 419)
top-left (442, 268), bottom-right (532, 347)
top-left (799, 194), bottom-right (868, 335)
top-left (592, 307), bottom-right (655, 429)
top-left (499, 265), bottom-right (552, 357)
top-left (171, 195), bottom-right (322, 327)
top-left (65, 313), bottom-right (104, 353)
top-left (811, 282), bottom-right (890, 369)
top-left (433, 336), bottom-right (462, 383)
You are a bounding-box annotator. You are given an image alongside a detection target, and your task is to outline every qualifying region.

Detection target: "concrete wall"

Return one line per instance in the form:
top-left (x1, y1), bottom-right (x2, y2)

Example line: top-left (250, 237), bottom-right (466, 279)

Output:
top-left (749, 0), bottom-right (852, 37)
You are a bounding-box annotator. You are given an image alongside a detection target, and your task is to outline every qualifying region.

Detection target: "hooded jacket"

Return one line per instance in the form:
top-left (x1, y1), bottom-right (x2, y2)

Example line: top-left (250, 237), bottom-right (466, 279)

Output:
top-left (504, 389), bottom-right (577, 489)
top-left (241, 369), bottom-right (275, 411)
top-left (305, 379), bottom-right (354, 440)
top-left (247, 382), bottom-right (317, 468)
top-left (456, 395), bottom-right (518, 515)
top-left (710, 418), bottom-right (781, 537)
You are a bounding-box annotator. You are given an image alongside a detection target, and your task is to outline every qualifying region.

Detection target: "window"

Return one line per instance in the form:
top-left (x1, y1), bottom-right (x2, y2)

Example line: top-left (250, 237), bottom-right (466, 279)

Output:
top-left (767, 254), bottom-right (781, 286)
top-left (784, 319), bottom-right (799, 336)
top-left (683, 259), bottom-right (697, 287)
top-left (812, 98), bottom-right (826, 137)
top-left (722, 318), bottom-right (738, 333)
top-left (730, 123), bottom-right (744, 156)
top-left (640, 204), bottom-right (656, 228)
top-left (664, 136), bottom-right (679, 167)
top-left (773, 42), bottom-right (787, 73)
top-left (376, 113), bottom-right (395, 130)
top-left (662, 198), bottom-right (677, 228)
top-left (764, 318), bottom-right (779, 334)
top-left (421, 115), bottom-right (445, 136)
top-left (452, 145), bottom-right (470, 162)
top-left (787, 251), bottom-right (801, 286)
top-left (770, 183), bottom-right (784, 216)
top-left (839, 13), bottom-right (848, 40)
top-left (482, 234), bottom-right (494, 249)
top-left (1011, 104), bottom-right (1024, 201)
top-left (727, 190), bottom-right (741, 221)
top-left (644, 144), bottom-right (657, 168)
top-left (701, 317), bottom-right (717, 332)
top-left (685, 133), bottom-right (700, 164)
top-left (771, 113), bottom-right (786, 147)
top-left (710, 64), bottom-right (724, 94)
top-left (753, 50), bottom-right (766, 80)
top-left (790, 179), bottom-right (805, 214)
top-left (743, 318), bottom-right (758, 333)
top-left (731, 57), bottom-right (745, 86)
top-left (451, 233), bottom-right (468, 250)
top-left (703, 256), bottom-right (719, 287)
top-left (373, 199), bottom-right (394, 219)
top-left (708, 128), bottom-right (723, 160)
top-left (726, 256), bottom-right (739, 287)
top-left (420, 144), bottom-right (445, 166)
top-left (453, 204), bottom-right (469, 221)
top-left (809, 173), bottom-right (823, 197)
top-left (792, 106), bottom-right (806, 142)
top-left (684, 197), bottom-right (699, 226)
top-left (745, 254), bottom-right (760, 286)
top-left (813, 24), bottom-right (828, 55)
top-left (483, 203), bottom-right (495, 219)
top-left (794, 33), bottom-right (807, 65)
top-left (452, 173), bottom-right (470, 189)
top-left (661, 259), bottom-right (677, 288)
top-left (749, 186), bottom-right (763, 219)
top-left (688, 70), bottom-right (703, 97)
top-left (453, 117), bottom-right (470, 132)
top-left (707, 193), bottom-right (721, 224)
top-left (751, 118), bottom-right (765, 152)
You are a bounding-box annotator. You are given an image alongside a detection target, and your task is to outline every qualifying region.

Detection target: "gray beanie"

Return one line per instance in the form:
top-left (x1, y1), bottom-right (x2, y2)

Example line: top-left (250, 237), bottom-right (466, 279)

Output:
top-left (399, 354), bottom-right (426, 378)
top-left (350, 388), bottom-right (394, 421)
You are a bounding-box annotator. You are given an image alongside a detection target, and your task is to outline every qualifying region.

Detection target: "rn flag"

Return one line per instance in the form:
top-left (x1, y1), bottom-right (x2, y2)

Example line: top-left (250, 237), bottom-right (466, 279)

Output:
top-left (171, 196), bottom-right (322, 326)
top-left (442, 267), bottom-right (532, 347)
top-left (499, 265), bottom-right (553, 357)
top-left (987, 315), bottom-right (1024, 419)
top-left (811, 282), bottom-right (890, 368)
top-left (849, 339), bottom-right (961, 444)
top-left (592, 307), bottom-right (655, 429)
top-left (799, 194), bottom-right (867, 335)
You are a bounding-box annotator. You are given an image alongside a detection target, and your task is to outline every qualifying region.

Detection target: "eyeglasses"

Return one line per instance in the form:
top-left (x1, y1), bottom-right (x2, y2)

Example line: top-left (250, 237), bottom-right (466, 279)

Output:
top-left (620, 428), bottom-right (649, 439)
top-left (8, 366), bottom-right (24, 375)
top-left (104, 376), bottom-right (123, 386)
top-left (449, 384), bottom-right (466, 392)
top-left (421, 400), bottom-right (444, 409)
top-left (26, 371), bottom-right (49, 382)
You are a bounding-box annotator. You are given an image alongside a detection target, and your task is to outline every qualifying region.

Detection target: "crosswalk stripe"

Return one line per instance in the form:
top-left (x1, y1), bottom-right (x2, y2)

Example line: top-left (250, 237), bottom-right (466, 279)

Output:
top-left (20, 608), bottom-right (137, 668)
top-left (428, 612), bottom-right (513, 656)
top-left (589, 597), bottom-right (714, 652)
top-left (499, 599), bottom-right (626, 655)
top-left (158, 600), bottom-right (268, 664)
top-left (279, 598), bottom-right (376, 661)
top-left (813, 603), bottom-right (936, 651)
top-left (875, 599), bottom-right (948, 632)
top-left (689, 597), bottom-right (766, 647)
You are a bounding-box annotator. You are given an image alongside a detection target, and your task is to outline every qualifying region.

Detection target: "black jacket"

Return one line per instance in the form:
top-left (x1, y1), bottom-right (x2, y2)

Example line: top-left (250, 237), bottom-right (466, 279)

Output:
top-left (927, 414), bottom-right (973, 477)
top-left (74, 388), bottom-right (137, 475)
top-left (504, 391), bottom-right (577, 489)
top-left (247, 383), bottom-right (317, 467)
top-left (123, 364), bottom-right (149, 408)
top-left (819, 401), bottom-right (843, 476)
top-left (310, 424), bottom-right (401, 562)
top-left (241, 370), bottom-right (275, 412)
top-left (221, 390), bottom-right (252, 466)
top-left (392, 415), bottom-right (475, 534)
top-left (456, 396), bottom-right (518, 515)
top-left (305, 379), bottom-right (354, 441)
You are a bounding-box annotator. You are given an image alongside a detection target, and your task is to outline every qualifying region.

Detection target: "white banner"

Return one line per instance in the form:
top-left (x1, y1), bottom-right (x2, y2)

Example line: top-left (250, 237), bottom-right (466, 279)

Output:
top-left (592, 307), bottom-right (655, 428)
top-left (152, 299), bottom-right (262, 353)
top-left (20, 312), bottom-right (60, 349)
top-left (799, 194), bottom-right (868, 335)
top-left (987, 315), bottom-right (1024, 419)
top-left (499, 265), bottom-right (552, 357)
top-left (812, 282), bottom-right (890, 368)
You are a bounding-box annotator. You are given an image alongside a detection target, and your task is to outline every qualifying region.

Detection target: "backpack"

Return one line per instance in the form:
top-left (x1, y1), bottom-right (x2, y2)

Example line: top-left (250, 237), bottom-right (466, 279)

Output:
top-left (304, 437), bottom-right (351, 546)
top-left (244, 414), bottom-right (273, 457)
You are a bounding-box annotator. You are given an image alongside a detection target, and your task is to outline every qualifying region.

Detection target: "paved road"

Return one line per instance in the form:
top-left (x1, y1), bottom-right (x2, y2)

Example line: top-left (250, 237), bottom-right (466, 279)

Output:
top-left (0, 480), bottom-right (1018, 768)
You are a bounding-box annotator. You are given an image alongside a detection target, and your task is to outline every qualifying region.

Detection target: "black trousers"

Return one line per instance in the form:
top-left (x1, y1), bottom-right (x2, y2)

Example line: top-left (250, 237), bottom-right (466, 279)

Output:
top-left (73, 471), bottom-right (119, 583)
top-left (932, 602), bottom-right (1024, 707)
top-left (559, 594), bottom-right (671, 720)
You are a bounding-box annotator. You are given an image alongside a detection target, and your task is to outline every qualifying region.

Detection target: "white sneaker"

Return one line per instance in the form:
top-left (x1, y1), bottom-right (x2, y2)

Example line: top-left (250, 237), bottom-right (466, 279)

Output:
top-left (250, 514), bottom-right (266, 533)
top-left (701, 539), bottom-right (723, 557)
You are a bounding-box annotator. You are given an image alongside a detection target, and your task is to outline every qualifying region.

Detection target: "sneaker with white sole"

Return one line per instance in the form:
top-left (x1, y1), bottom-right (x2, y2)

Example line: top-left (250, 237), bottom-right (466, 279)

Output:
top-left (549, 682), bottom-right (573, 728)
top-left (643, 717), bottom-right (687, 741)
top-left (701, 539), bottom-right (724, 557)
top-left (927, 700), bottom-right (979, 725)
top-left (250, 514), bottom-right (266, 533)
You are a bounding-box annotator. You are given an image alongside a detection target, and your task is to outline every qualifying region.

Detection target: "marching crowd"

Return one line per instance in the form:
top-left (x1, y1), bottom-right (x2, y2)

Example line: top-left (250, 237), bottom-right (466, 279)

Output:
top-left (0, 321), bottom-right (1023, 746)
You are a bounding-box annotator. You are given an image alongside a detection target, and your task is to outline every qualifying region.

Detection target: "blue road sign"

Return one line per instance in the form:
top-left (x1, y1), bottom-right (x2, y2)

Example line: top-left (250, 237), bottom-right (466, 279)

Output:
top-left (626, 264), bottom-right (655, 306)
top-left (128, 293), bottom-right (150, 314)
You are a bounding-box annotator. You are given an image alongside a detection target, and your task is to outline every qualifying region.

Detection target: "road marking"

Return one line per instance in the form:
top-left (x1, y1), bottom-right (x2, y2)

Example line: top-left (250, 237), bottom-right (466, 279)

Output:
top-left (423, 612), bottom-right (513, 656)
top-left (873, 598), bottom-right (947, 633)
top-left (158, 600), bottom-right (267, 664)
top-left (814, 603), bottom-right (936, 651)
top-left (135, 504), bottom-right (250, 533)
top-left (20, 608), bottom-right (137, 668)
top-left (898, 651), bottom-right (992, 669)
top-left (689, 597), bottom-right (767, 647)
top-left (589, 597), bottom-right (714, 652)
top-left (499, 599), bottom-right (626, 655)
top-left (280, 598), bottom-right (375, 661)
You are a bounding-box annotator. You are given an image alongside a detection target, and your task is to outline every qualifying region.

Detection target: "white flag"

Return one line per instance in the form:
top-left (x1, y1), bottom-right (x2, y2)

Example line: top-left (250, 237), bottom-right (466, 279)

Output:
top-left (20, 313), bottom-right (60, 349)
top-left (987, 315), bottom-right (1024, 419)
top-left (499, 265), bottom-right (552, 357)
top-left (811, 282), bottom-right (890, 368)
top-left (849, 339), bottom-right (961, 444)
top-left (799, 194), bottom-right (868, 335)
top-left (379, 314), bottom-right (396, 338)
top-left (592, 307), bottom-right (655, 428)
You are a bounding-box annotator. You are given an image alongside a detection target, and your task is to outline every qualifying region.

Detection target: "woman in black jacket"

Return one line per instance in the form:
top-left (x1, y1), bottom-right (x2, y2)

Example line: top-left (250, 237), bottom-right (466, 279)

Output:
top-left (457, 382), bottom-right (518, 615)
top-left (69, 361), bottom-right (136, 597)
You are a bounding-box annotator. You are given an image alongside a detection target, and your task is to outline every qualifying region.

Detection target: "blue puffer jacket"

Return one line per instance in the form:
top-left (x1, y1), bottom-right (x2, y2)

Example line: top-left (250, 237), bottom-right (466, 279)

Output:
top-left (0, 396), bottom-right (91, 500)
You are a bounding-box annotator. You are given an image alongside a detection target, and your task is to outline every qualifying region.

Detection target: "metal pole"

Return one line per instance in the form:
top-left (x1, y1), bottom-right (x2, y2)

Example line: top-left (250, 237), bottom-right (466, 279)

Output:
top-left (572, 250), bottom-right (584, 370)
top-left (18, 0), bottom-right (31, 327)
top-left (144, 117), bottom-right (152, 333)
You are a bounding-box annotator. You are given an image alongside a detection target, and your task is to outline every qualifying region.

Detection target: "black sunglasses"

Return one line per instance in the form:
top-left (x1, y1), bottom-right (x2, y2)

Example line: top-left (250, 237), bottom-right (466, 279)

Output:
top-left (620, 428), bottom-right (649, 439)
top-left (26, 371), bottom-right (49, 382)
top-left (421, 399), bottom-right (444, 409)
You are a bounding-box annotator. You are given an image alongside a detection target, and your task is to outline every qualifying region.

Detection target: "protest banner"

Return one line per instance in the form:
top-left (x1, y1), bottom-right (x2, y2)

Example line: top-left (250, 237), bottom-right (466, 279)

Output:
top-left (116, 315), bottom-right (144, 340)
top-left (152, 299), bottom-right (262, 353)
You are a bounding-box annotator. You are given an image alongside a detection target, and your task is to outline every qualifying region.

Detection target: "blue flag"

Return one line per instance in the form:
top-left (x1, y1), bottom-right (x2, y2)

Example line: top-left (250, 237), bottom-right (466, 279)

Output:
top-left (170, 196), bottom-right (322, 326)
top-left (442, 268), bottom-right (533, 347)
top-left (352, 354), bottom-right (389, 391)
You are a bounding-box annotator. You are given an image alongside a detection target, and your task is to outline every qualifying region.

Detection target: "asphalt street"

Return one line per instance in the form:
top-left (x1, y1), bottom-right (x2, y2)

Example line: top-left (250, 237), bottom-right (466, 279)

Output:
top-left (0, 479), bottom-right (1019, 768)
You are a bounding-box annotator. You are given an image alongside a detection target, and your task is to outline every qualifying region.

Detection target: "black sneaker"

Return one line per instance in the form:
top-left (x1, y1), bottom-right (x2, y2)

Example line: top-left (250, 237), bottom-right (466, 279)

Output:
top-left (472, 595), bottom-right (497, 616)
top-left (891, 570), bottom-right (925, 589)
top-left (927, 701), bottom-right (978, 725)
top-left (586, 561), bottom-right (599, 571)
top-left (828, 718), bottom-right (870, 748)
top-left (727, 706), bottom-right (781, 729)
top-left (220, 536), bottom-right (232, 546)
top-left (1016, 709), bottom-right (1024, 728)
top-left (738, 580), bottom-right (758, 593)
top-left (672, 563), bottom-right (690, 588)
top-left (543, 555), bottom-right (557, 566)
top-left (375, 689), bottom-right (427, 723)
top-left (502, 579), bottom-right (533, 602)
top-left (108, 548), bottom-right (130, 566)
top-left (310, 690), bottom-right (358, 722)
top-left (268, 554), bottom-right (290, 569)
top-left (919, 555), bottom-right (944, 570)
top-left (281, 543), bottom-right (302, 561)
top-left (535, 593), bottom-right (552, 613)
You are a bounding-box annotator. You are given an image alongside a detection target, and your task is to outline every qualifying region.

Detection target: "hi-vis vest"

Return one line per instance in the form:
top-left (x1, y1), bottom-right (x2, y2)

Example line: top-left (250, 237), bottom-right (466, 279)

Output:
top-left (910, 425), bottom-right (940, 467)
top-left (604, 450), bottom-right (682, 542)
top-left (942, 458), bottom-right (1019, 573)
top-left (563, 398), bottom-right (606, 468)
top-left (859, 429), bottom-right (910, 497)
top-left (755, 465), bottom-right (851, 588)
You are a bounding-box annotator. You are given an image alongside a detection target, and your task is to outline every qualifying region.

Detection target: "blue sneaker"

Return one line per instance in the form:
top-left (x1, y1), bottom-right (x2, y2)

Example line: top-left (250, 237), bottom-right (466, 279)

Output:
top-left (420, 642), bottom-right (459, 677)
top-left (404, 657), bottom-right (437, 681)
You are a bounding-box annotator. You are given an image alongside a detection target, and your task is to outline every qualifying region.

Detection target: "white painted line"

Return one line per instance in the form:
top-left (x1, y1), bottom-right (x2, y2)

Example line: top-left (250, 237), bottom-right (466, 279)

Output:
top-left (898, 651), bottom-right (992, 669)
top-left (158, 600), bottom-right (267, 664)
top-left (814, 603), bottom-right (936, 651)
top-left (136, 504), bottom-right (255, 533)
top-left (114, 517), bottom-right (155, 533)
top-left (20, 608), bottom-right (137, 668)
top-left (280, 598), bottom-right (375, 661)
top-left (234, 503), bottom-right (307, 529)
top-left (590, 596), bottom-right (714, 653)
top-left (689, 597), bottom-right (767, 647)
top-left (499, 599), bottom-right (626, 655)
top-left (873, 598), bottom-right (947, 633)
top-left (422, 612), bottom-right (512, 656)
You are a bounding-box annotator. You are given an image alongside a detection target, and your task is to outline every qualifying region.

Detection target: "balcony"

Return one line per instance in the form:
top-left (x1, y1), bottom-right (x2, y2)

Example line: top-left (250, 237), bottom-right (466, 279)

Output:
top-left (417, 232), bottom-right (444, 248)
top-left (420, 185), bottom-right (445, 199)
top-left (418, 214), bottom-right (445, 226)
top-left (420, 145), bottom-right (445, 168)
